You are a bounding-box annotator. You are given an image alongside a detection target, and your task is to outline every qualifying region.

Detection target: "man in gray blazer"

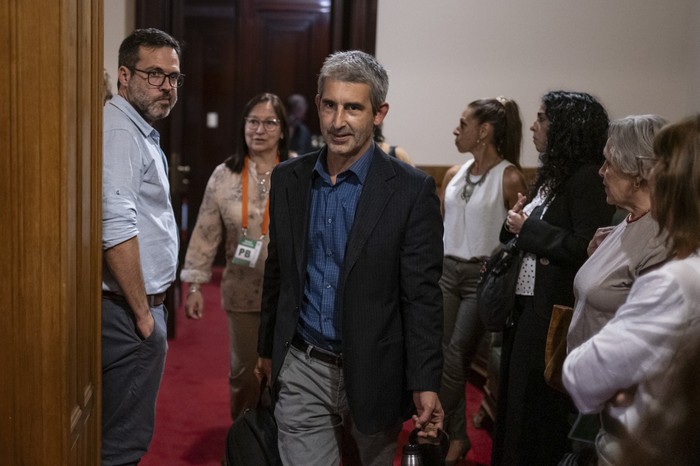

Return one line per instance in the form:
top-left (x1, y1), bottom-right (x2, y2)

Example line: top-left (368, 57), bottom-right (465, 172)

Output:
top-left (256, 50), bottom-right (445, 465)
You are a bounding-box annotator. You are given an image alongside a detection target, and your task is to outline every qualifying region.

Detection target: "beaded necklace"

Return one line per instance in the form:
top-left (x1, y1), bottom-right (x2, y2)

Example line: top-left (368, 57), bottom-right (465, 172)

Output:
top-left (461, 162), bottom-right (496, 203)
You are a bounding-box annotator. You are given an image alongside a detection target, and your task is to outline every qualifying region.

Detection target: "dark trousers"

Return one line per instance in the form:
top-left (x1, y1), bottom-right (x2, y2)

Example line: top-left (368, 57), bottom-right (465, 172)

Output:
top-left (101, 297), bottom-right (168, 466)
top-left (492, 296), bottom-right (574, 466)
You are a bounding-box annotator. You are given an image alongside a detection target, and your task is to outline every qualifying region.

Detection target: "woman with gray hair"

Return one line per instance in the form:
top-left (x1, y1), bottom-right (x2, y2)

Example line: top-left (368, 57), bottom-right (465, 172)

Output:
top-left (564, 114), bottom-right (700, 465)
top-left (557, 115), bottom-right (672, 464)
top-left (566, 114), bottom-right (672, 352)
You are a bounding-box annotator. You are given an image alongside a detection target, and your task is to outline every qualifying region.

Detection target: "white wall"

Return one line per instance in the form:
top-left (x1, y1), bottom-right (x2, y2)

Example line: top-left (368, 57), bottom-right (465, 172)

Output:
top-left (376, 0), bottom-right (698, 167)
top-left (102, 0), bottom-right (699, 168)
top-left (692, 0), bottom-right (700, 110)
top-left (103, 0), bottom-right (135, 96)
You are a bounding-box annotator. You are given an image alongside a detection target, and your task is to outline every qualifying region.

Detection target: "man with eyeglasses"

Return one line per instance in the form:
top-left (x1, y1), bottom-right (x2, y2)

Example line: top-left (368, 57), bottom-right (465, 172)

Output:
top-left (101, 28), bottom-right (183, 466)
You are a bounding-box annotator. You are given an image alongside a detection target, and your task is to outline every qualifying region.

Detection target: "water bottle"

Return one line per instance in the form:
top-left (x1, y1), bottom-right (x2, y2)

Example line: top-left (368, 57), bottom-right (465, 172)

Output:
top-left (405, 427), bottom-right (449, 466)
top-left (401, 443), bottom-right (424, 466)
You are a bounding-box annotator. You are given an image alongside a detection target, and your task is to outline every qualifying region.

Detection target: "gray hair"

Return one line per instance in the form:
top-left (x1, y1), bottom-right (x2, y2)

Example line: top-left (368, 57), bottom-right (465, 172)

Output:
top-left (317, 50), bottom-right (389, 114)
top-left (607, 115), bottom-right (668, 179)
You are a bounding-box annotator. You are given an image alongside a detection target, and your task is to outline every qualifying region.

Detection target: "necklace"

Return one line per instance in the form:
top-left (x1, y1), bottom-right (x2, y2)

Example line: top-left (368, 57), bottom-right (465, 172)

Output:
top-left (255, 169), bottom-right (272, 200)
top-left (461, 162), bottom-right (496, 203)
top-left (626, 210), bottom-right (649, 223)
top-left (248, 153), bottom-right (279, 201)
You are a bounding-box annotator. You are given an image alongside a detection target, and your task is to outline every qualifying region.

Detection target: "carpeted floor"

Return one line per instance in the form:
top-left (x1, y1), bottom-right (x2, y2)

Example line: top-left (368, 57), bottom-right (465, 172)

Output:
top-left (141, 269), bottom-right (492, 465)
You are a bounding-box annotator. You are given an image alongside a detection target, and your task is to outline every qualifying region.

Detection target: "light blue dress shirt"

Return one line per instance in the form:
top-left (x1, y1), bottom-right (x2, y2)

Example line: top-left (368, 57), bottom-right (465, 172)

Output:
top-left (102, 95), bottom-right (179, 294)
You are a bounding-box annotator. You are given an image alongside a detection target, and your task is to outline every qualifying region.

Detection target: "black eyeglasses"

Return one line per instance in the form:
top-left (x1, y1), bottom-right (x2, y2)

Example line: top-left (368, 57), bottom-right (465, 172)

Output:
top-left (244, 117), bottom-right (281, 131)
top-left (129, 67), bottom-right (185, 88)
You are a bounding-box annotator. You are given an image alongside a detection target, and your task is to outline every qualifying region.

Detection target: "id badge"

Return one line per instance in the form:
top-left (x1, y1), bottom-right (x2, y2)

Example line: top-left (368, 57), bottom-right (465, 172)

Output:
top-left (232, 236), bottom-right (262, 268)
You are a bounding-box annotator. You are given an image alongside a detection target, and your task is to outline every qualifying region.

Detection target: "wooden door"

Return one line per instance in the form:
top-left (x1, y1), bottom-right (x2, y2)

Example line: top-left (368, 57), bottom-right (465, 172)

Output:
top-left (0, 0), bottom-right (103, 464)
top-left (135, 0), bottom-right (377, 328)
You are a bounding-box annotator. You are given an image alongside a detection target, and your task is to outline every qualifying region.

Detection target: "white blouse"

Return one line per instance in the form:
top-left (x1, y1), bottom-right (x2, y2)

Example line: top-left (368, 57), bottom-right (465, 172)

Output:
top-left (563, 253), bottom-right (700, 432)
top-left (515, 188), bottom-right (551, 295)
top-left (443, 159), bottom-right (512, 260)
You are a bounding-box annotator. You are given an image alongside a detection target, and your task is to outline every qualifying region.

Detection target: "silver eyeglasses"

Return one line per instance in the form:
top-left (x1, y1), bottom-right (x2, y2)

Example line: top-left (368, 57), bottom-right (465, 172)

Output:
top-left (244, 118), bottom-right (280, 131)
top-left (635, 155), bottom-right (658, 162)
top-left (130, 67), bottom-right (185, 88)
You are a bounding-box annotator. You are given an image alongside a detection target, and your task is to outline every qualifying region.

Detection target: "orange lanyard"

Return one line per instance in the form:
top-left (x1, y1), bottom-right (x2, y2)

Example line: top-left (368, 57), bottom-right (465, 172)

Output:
top-left (241, 156), bottom-right (274, 237)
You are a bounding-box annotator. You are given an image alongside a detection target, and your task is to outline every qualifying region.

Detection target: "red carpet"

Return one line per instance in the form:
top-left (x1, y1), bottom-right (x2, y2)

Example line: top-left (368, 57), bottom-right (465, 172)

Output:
top-left (141, 269), bottom-right (492, 465)
top-left (141, 270), bottom-right (231, 466)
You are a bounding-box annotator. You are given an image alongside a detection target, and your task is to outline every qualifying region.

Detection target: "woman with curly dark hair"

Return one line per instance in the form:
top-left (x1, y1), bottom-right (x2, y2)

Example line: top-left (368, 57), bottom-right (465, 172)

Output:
top-left (492, 91), bottom-right (616, 465)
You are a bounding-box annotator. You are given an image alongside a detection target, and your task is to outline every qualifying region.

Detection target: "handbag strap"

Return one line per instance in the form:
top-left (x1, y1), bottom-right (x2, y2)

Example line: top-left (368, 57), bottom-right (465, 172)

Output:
top-left (258, 375), bottom-right (274, 409)
top-left (529, 203), bottom-right (547, 221)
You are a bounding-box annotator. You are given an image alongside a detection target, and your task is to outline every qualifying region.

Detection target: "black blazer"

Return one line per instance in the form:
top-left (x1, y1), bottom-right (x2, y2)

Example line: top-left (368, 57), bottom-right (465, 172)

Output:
top-left (258, 145), bottom-right (444, 434)
top-left (501, 164), bottom-right (616, 319)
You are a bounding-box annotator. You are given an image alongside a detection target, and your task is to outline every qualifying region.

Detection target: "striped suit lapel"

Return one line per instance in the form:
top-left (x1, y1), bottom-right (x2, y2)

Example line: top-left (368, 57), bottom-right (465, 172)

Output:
top-left (343, 150), bottom-right (395, 274)
top-left (288, 154), bottom-right (317, 291)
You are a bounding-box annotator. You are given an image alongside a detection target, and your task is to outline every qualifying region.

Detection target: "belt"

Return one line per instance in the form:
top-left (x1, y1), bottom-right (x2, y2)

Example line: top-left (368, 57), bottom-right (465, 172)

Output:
top-left (445, 255), bottom-right (485, 264)
top-left (291, 335), bottom-right (343, 367)
top-left (103, 291), bottom-right (167, 307)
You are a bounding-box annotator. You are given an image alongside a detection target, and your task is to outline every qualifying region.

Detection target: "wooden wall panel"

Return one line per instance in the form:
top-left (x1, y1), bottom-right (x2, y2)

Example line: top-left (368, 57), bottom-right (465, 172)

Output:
top-left (0, 0), bottom-right (16, 456)
top-left (331, 0), bottom-right (377, 53)
top-left (153, 0), bottom-right (336, 256)
top-left (254, 9), bottom-right (330, 104)
top-left (0, 0), bottom-right (102, 464)
top-left (418, 165), bottom-right (539, 192)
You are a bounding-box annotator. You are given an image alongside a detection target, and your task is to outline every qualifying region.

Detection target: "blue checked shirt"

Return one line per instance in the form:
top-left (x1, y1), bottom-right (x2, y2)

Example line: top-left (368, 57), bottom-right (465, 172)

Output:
top-left (297, 146), bottom-right (374, 352)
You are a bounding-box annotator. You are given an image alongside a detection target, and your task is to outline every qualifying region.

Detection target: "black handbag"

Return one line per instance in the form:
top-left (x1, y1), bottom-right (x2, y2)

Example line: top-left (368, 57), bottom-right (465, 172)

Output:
top-left (476, 237), bottom-right (523, 332)
top-left (224, 376), bottom-right (282, 466)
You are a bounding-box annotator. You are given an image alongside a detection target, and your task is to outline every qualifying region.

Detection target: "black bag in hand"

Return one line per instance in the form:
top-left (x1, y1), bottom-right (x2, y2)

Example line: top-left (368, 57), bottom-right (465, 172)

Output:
top-left (477, 238), bottom-right (523, 332)
top-left (224, 376), bottom-right (281, 466)
top-left (402, 428), bottom-right (449, 466)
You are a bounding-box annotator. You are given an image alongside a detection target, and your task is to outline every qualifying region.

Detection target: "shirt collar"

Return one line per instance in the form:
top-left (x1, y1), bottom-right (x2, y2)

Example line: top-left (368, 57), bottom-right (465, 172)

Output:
top-left (313, 142), bottom-right (375, 184)
top-left (108, 95), bottom-right (160, 141)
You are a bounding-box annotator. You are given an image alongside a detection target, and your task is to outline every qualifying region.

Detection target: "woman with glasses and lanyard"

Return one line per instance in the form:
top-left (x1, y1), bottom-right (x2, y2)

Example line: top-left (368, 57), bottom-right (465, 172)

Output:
top-left (180, 92), bottom-right (290, 420)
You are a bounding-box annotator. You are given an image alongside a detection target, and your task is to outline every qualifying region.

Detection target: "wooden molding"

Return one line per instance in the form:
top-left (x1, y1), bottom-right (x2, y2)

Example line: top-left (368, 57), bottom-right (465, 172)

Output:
top-left (418, 164), bottom-right (539, 190)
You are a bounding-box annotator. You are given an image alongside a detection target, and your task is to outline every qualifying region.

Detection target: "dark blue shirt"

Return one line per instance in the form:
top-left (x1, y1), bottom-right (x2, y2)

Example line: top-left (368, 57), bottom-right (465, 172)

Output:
top-left (297, 145), bottom-right (374, 352)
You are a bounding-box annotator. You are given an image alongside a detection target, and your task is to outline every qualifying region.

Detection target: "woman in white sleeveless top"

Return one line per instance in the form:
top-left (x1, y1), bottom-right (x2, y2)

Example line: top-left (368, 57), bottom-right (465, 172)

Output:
top-left (439, 97), bottom-right (528, 464)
